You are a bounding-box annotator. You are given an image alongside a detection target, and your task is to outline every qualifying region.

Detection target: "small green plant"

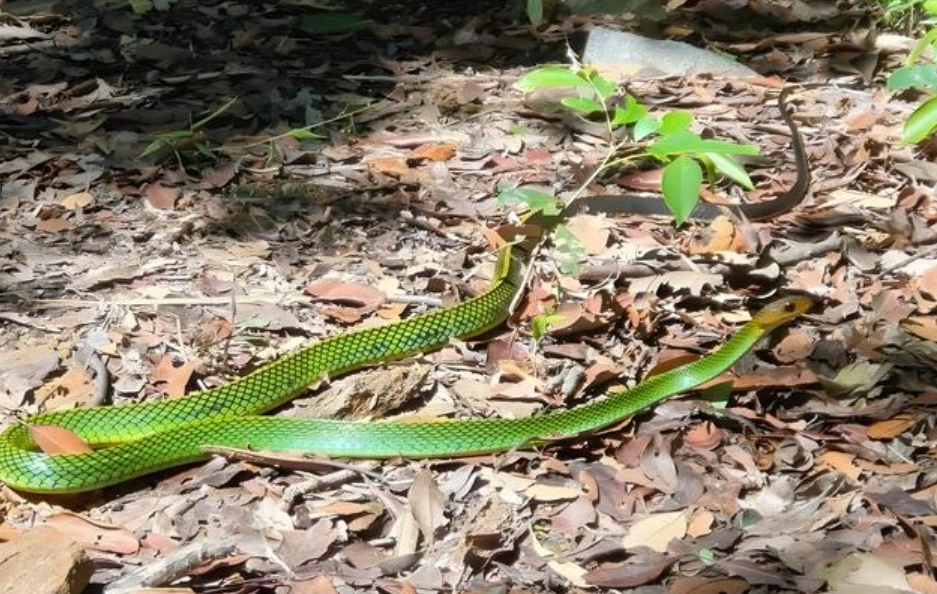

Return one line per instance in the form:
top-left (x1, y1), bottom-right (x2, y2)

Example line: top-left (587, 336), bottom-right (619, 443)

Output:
top-left (140, 96), bottom-right (238, 162)
top-left (496, 187), bottom-right (585, 275)
top-left (887, 0), bottom-right (937, 143)
top-left (512, 65), bottom-right (759, 226)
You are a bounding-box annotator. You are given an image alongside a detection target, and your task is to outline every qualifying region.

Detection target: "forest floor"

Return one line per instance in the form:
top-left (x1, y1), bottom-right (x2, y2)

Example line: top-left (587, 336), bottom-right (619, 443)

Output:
top-left (2, 0), bottom-right (937, 593)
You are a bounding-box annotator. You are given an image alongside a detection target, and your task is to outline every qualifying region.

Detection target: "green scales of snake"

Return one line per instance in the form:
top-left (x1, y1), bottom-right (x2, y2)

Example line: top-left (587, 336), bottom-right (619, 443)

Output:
top-left (0, 88), bottom-right (813, 493)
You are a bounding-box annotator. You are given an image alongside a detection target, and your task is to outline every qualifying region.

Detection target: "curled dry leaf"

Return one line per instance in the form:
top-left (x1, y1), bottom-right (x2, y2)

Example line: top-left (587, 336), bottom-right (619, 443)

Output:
top-left (684, 422), bottom-right (723, 451)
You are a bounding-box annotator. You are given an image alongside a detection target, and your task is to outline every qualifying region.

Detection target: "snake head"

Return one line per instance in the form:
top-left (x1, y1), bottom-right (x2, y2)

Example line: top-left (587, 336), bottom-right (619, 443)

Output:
top-left (752, 296), bottom-right (813, 330)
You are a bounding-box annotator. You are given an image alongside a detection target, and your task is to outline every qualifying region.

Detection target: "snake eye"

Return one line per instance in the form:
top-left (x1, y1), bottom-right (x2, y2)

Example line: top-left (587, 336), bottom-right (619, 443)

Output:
top-left (784, 301), bottom-right (797, 313)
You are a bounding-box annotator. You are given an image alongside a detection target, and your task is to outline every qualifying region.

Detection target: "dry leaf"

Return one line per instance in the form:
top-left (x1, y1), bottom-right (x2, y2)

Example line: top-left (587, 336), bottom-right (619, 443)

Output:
top-left (34, 366), bottom-right (94, 410)
top-left (28, 424), bottom-right (93, 455)
top-left (620, 510), bottom-right (688, 553)
top-left (369, 157), bottom-right (410, 176)
top-left (408, 142), bottom-right (456, 162)
top-left (687, 509), bottom-right (714, 537)
top-left (45, 513), bottom-right (140, 554)
top-left (60, 191), bottom-right (94, 210)
top-left (819, 451), bottom-right (862, 482)
top-left (868, 414), bottom-right (921, 440)
top-left (305, 279), bottom-right (385, 309)
top-left (684, 422), bottom-right (723, 451)
top-left (526, 483), bottom-right (580, 502)
top-left (151, 357), bottom-right (195, 399)
top-left (36, 217), bottom-right (72, 233)
top-left (903, 317), bottom-right (937, 342)
top-left (565, 215), bottom-right (611, 255)
top-left (146, 183), bottom-right (179, 210)
top-left (408, 469), bottom-right (447, 543)
top-left (584, 556), bottom-right (673, 588)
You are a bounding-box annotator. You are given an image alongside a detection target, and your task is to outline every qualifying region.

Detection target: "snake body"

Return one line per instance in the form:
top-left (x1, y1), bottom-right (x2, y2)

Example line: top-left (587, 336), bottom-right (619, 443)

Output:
top-left (0, 89), bottom-right (813, 494)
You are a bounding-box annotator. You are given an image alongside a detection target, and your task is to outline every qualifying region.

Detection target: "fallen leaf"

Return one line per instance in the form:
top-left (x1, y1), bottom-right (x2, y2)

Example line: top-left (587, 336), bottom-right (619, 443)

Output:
top-left (687, 509), bottom-right (714, 537)
top-left (369, 156), bottom-right (410, 177)
top-left (868, 414), bottom-right (921, 440)
top-left (146, 183), bottom-right (179, 210)
top-left (620, 510), bottom-right (688, 553)
top-left (818, 451), bottom-right (862, 482)
top-left (277, 520), bottom-right (337, 573)
top-left (687, 216), bottom-right (743, 254)
top-left (907, 573), bottom-right (937, 594)
top-left (408, 469), bottom-right (447, 543)
top-left (826, 552), bottom-right (913, 594)
top-left (28, 425), bottom-right (92, 455)
top-left (670, 576), bottom-right (750, 594)
top-left (151, 357), bottom-right (195, 398)
top-left (584, 556), bottom-right (673, 588)
top-left (565, 215), bottom-right (611, 255)
top-left (305, 279), bottom-right (385, 316)
top-left (60, 191), bottom-right (94, 210)
top-left (529, 525), bottom-right (588, 587)
top-left (903, 317), bottom-right (937, 342)
top-left (526, 483), bottom-right (580, 502)
top-left (34, 366), bottom-right (95, 411)
top-left (684, 422), bottom-right (723, 451)
top-left (36, 217), bottom-right (72, 233)
top-left (45, 513), bottom-right (140, 554)
top-left (408, 142), bottom-right (456, 162)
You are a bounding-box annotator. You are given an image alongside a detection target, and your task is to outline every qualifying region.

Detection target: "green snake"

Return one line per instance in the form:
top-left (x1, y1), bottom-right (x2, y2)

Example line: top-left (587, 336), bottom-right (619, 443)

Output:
top-left (0, 90), bottom-right (813, 494)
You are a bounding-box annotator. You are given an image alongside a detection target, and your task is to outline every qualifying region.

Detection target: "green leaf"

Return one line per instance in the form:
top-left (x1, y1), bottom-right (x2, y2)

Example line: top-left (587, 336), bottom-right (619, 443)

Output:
top-left (633, 115), bottom-right (660, 141)
top-left (532, 313), bottom-right (566, 341)
top-left (587, 72), bottom-right (617, 100)
top-left (649, 131), bottom-right (759, 160)
top-left (553, 223), bottom-right (585, 275)
top-left (925, 0), bottom-right (937, 16)
top-left (699, 549), bottom-right (715, 565)
top-left (662, 155), bottom-right (702, 226)
top-left (561, 96), bottom-right (604, 115)
top-left (705, 152), bottom-right (754, 190)
top-left (659, 110), bottom-right (693, 135)
top-left (526, 0), bottom-right (544, 24)
top-left (496, 187), bottom-right (562, 215)
top-left (509, 124), bottom-right (529, 136)
top-left (515, 66), bottom-right (592, 93)
top-left (289, 128), bottom-right (325, 141)
top-left (612, 95), bottom-right (647, 127)
top-left (139, 138), bottom-right (167, 158)
top-left (902, 94), bottom-right (937, 143)
top-left (295, 12), bottom-right (375, 35)
top-left (888, 65), bottom-right (937, 90)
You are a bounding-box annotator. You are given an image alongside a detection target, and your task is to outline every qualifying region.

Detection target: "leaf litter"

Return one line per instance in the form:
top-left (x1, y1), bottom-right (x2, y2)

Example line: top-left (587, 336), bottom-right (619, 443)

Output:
top-left (0, 0), bottom-right (936, 592)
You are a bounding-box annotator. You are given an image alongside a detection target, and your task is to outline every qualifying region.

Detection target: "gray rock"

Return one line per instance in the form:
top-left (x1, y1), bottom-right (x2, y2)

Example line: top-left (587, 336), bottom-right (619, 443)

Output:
top-left (582, 27), bottom-right (759, 79)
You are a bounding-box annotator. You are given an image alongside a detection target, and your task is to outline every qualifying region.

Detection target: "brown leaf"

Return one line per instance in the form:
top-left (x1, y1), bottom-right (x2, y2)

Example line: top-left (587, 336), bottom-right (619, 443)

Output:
top-left (903, 317), bottom-right (937, 342)
top-left (151, 357), bottom-right (195, 398)
top-left (36, 217), bottom-right (72, 233)
top-left (369, 157), bottom-right (410, 177)
top-left (408, 469), bottom-right (447, 543)
top-left (687, 216), bottom-right (744, 254)
top-left (408, 142), bottom-right (456, 162)
top-left (818, 451), bottom-right (862, 482)
top-left (670, 576), bottom-right (750, 594)
top-left (45, 512), bottom-right (140, 554)
top-left (305, 279), bottom-right (385, 310)
top-left (584, 556), bottom-right (673, 588)
top-left (34, 367), bottom-right (95, 410)
top-left (684, 422), bottom-right (723, 451)
top-left (278, 520), bottom-right (337, 572)
top-left (868, 413), bottom-right (921, 440)
top-left (28, 425), bottom-right (92, 455)
top-left (907, 572), bottom-right (937, 594)
top-left (146, 183), bottom-right (179, 210)
top-left (551, 496), bottom-right (597, 535)
top-left (645, 352), bottom-right (700, 379)
top-left (291, 576), bottom-right (339, 594)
